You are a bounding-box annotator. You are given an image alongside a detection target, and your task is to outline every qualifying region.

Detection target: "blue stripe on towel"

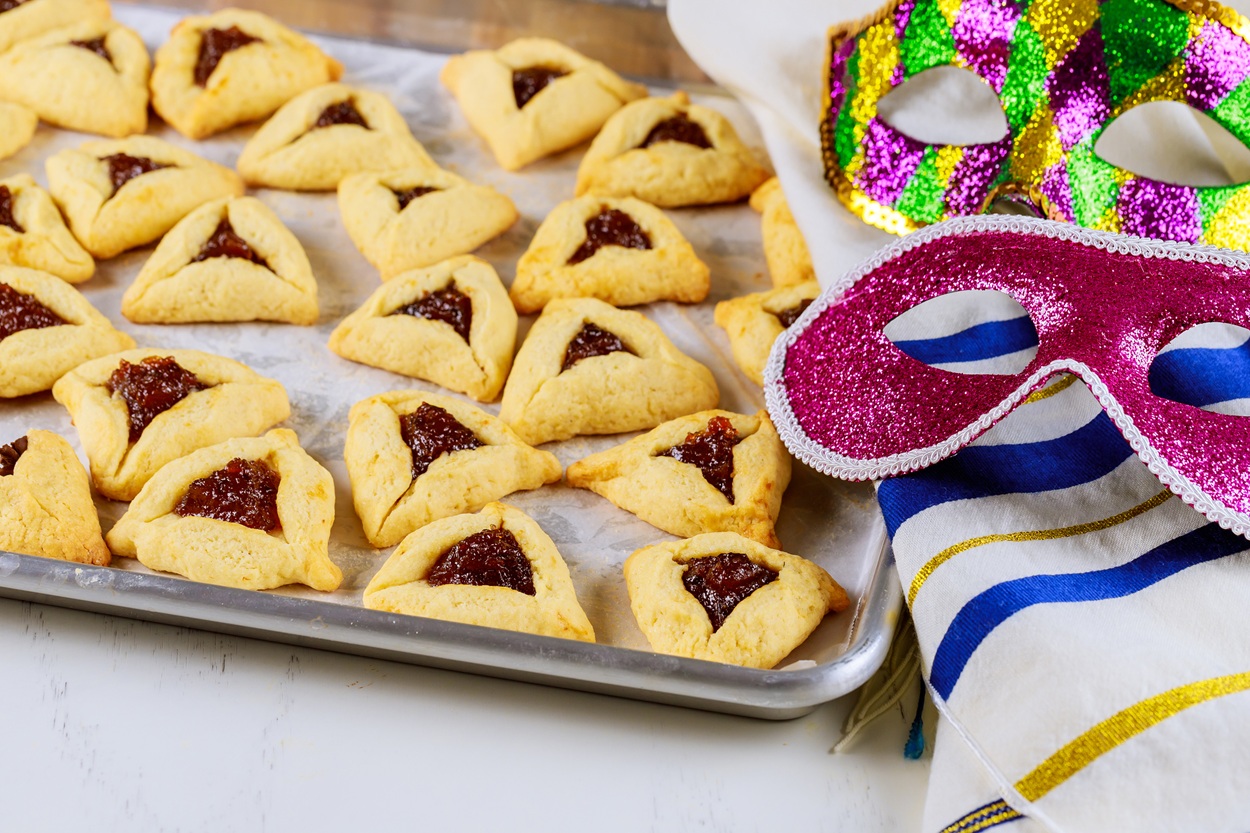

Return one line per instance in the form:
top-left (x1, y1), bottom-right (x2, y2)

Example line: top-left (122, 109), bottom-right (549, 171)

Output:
top-left (876, 412), bottom-right (1131, 536)
top-left (928, 523), bottom-right (1249, 699)
top-left (891, 316), bottom-right (1039, 365)
top-left (1150, 344), bottom-right (1250, 408)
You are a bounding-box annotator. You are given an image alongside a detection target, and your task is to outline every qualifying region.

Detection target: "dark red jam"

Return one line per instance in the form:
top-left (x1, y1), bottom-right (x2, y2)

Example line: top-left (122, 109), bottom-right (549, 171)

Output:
top-left (561, 322), bottom-right (632, 371)
top-left (390, 283), bottom-right (473, 342)
top-left (0, 435), bottom-right (27, 478)
top-left (658, 415), bottom-right (742, 503)
top-left (426, 527), bottom-right (535, 595)
top-left (0, 0), bottom-right (29, 14)
top-left (682, 552), bottom-right (778, 631)
top-left (106, 356), bottom-right (209, 443)
top-left (194, 26), bottom-right (261, 86)
top-left (512, 66), bottom-right (567, 109)
top-left (0, 283), bottom-right (66, 342)
top-left (393, 186), bottom-right (439, 211)
top-left (398, 402), bottom-right (483, 479)
top-left (774, 298), bottom-right (814, 329)
top-left (566, 208), bottom-right (651, 265)
top-left (313, 99), bottom-right (369, 130)
top-left (100, 153), bottom-right (170, 196)
top-left (640, 114), bottom-right (712, 149)
top-left (0, 186), bottom-right (23, 233)
top-left (174, 457), bottom-right (281, 531)
top-left (191, 218), bottom-right (270, 269)
top-left (70, 37), bottom-right (112, 64)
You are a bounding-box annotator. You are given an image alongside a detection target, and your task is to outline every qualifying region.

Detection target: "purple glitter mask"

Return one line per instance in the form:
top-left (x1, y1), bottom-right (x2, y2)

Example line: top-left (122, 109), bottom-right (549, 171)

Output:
top-left (765, 216), bottom-right (1250, 538)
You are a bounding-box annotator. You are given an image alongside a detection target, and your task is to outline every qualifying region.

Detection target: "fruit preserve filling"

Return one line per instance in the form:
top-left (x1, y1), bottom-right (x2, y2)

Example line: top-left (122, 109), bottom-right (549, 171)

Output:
top-left (192, 217), bottom-right (270, 269)
top-left (174, 457), bottom-right (281, 531)
top-left (399, 402), bottom-right (484, 479)
top-left (0, 0), bottom-right (29, 14)
top-left (0, 283), bottom-right (65, 342)
top-left (0, 186), bottom-right (23, 233)
top-left (100, 153), bottom-right (170, 196)
top-left (657, 415), bottom-right (742, 503)
top-left (561, 322), bottom-right (633, 371)
top-left (0, 436), bottom-right (27, 478)
top-left (194, 26), bottom-right (261, 86)
top-left (640, 114), bottom-right (712, 149)
top-left (566, 208), bottom-right (651, 265)
top-left (106, 356), bottom-right (209, 442)
top-left (393, 186), bottom-right (439, 211)
top-left (312, 99), bottom-right (369, 130)
top-left (390, 283), bottom-right (473, 342)
top-left (70, 37), bottom-right (112, 65)
top-left (682, 552), bottom-right (778, 631)
top-left (426, 527), bottom-right (535, 595)
top-left (512, 66), bottom-right (567, 109)
top-left (774, 298), bottom-right (814, 329)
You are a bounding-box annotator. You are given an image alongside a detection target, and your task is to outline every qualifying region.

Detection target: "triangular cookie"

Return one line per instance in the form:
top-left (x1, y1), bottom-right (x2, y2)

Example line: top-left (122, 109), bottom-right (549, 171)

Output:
top-left (714, 280), bottom-right (821, 385)
top-left (510, 194), bottom-right (709, 313)
top-left (498, 297), bottom-right (719, 445)
top-left (338, 166), bottom-right (518, 279)
top-left (624, 532), bottom-right (848, 668)
top-left (46, 135), bottom-right (244, 259)
top-left (346, 391), bottom-right (562, 548)
top-left (0, 19), bottom-right (150, 138)
top-left (328, 255), bottom-right (516, 402)
top-left (567, 409), bottom-right (791, 547)
top-left (440, 37), bottom-right (647, 171)
top-left (237, 83), bottom-right (434, 191)
top-left (0, 101), bottom-right (37, 162)
top-left (0, 174), bottom-right (94, 283)
top-left (575, 91), bottom-right (770, 207)
top-left (121, 196), bottom-right (318, 325)
top-left (151, 8), bottom-right (343, 140)
top-left (0, 430), bottom-right (110, 566)
top-left (0, 0), bottom-right (109, 55)
top-left (0, 265), bottom-right (133, 397)
top-left (107, 429), bottom-right (341, 592)
top-left (750, 178), bottom-right (815, 288)
top-left (52, 347), bottom-right (290, 501)
top-left (363, 501), bottom-right (595, 642)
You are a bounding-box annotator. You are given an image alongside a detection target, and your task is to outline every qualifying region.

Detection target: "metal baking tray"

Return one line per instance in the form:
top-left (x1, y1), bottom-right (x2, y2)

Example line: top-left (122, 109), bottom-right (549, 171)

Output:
top-left (0, 4), bottom-right (901, 719)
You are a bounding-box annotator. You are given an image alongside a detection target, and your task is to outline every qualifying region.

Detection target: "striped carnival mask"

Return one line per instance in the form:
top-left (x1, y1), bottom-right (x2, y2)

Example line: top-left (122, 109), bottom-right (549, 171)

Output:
top-left (822, 0), bottom-right (1250, 249)
top-left (764, 216), bottom-right (1250, 538)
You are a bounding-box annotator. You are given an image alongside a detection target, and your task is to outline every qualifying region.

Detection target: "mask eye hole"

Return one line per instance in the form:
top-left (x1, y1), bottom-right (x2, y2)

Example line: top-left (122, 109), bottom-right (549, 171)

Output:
top-left (876, 66), bottom-right (1009, 146)
top-left (1095, 101), bottom-right (1250, 186)
top-left (1150, 322), bottom-right (1250, 414)
top-left (884, 290), bottom-right (1037, 376)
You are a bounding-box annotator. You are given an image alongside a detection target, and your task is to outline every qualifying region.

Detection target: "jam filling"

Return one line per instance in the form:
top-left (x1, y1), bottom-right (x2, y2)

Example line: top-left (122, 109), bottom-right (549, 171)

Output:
top-left (0, 0), bottom-right (29, 13)
top-left (0, 436), bottom-right (27, 478)
top-left (640, 114), bottom-right (712, 149)
top-left (312, 99), bottom-right (369, 130)
top-left (70, 37), bottom-right (112, 65)
top-left (0, 185), bottom-right (23, 233)
top-left (399, 402), bottom-right (484, 479)
top-left (174, 457), bottom-right (281, 531)
top-left (426, 527), bottom-right (535, 595)
top-left (393, 186), bottom-right (439, 211)
top-left (561, 322), bottom-right (633, 371)
top-left (566, 208), bottom-right (652, 265)
top-left (191, 218), bottom-right (270, 269)
top-left (658, 415), bottom-right (742, 503)
top-left (774, 298), bottom-right (814, 329)
top-left (390, 283), bottom-right (473, 342)
top-left (106, 356), bottom-right (209, 443)
top-left (194, 26), bottom-right (261, 86)
top-left (101, 153), bottom-right (170, 196)
top-left (682, 552), bottom-right (778, 632)
top-left (512, 66), bottom-right (567, 109)
top-left (0, 283), bottom-right (66, 342)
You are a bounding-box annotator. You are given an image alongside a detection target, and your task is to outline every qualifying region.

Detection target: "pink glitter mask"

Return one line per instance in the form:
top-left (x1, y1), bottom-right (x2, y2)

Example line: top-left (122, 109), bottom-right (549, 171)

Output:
top-left (765, 215), bottom-right (1250, 537)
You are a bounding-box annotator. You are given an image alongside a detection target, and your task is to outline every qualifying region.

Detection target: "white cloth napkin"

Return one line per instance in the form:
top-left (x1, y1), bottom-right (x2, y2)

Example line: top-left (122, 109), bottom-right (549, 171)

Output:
top-left (669, 2), bottom-right (1250, 830)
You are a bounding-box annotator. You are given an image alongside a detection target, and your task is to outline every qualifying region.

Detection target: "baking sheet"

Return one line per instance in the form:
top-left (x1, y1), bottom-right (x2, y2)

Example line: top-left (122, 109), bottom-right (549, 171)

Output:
top-left (0, 4), bottom-right (899, 716)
